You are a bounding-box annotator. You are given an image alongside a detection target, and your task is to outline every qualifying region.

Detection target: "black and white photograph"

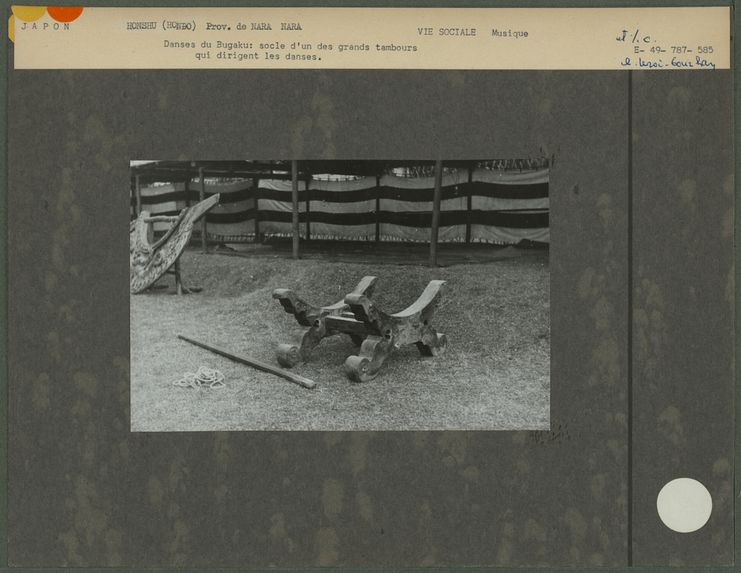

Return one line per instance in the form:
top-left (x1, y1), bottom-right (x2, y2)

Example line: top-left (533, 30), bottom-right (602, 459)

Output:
top-left (130, 159), bottom-right (550, 431)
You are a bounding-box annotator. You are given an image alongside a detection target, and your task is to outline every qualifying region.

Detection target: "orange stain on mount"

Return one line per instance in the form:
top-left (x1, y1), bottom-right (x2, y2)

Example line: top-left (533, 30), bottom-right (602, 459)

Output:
top-left (47, 6), bottom-right (83, 22)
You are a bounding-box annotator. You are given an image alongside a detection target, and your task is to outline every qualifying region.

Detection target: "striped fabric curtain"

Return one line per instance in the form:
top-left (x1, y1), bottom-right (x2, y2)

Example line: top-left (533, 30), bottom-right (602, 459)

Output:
top-left (131, 167), bottom-right (548, 245)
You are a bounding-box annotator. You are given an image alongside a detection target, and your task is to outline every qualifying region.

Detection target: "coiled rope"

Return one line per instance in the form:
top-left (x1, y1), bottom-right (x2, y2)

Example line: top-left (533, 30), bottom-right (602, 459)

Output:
top-left (173, 366), bottom-right (225, 389)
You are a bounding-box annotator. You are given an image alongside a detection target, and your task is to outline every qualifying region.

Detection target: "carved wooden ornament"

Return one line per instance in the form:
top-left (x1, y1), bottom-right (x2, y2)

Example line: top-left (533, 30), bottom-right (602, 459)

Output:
top-left (129, 194), bottom-right (220, 294)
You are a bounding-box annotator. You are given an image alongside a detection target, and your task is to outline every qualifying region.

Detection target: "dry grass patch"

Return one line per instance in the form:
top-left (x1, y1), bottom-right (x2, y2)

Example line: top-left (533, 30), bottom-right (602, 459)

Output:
top-left (131, 249), bottom-right (549, 431)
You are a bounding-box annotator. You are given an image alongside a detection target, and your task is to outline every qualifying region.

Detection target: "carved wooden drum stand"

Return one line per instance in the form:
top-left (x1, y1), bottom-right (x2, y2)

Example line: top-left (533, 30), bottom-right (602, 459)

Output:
top-left (273, 277), bottom-right (447, 382)
top-left (272, 276), bottom-right (379, 367)
top-left (129, 194), bottom-right (220, 294)
top-left (342, 280), bottom-right (447, 382)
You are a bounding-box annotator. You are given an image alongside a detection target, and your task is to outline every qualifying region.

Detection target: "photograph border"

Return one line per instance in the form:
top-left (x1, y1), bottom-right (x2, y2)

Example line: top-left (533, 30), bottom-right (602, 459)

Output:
top-left (129, 158), bottom-right (552, 432)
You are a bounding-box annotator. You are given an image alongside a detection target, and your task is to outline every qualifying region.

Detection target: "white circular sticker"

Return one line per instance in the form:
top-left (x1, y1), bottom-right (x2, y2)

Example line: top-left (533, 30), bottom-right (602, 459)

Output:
top-left (656, 478), bottom-right (712, 533)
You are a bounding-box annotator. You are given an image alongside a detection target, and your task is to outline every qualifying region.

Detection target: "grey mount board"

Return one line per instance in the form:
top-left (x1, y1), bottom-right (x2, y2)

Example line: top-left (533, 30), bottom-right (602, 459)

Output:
top-left (6, 65), bottom-right (733, 568)
top-left (631, 71), bottom-right (734, 565)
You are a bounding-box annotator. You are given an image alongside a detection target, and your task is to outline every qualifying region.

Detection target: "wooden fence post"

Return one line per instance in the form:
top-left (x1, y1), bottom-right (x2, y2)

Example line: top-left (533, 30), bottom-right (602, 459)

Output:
top-left (291, 160), bottom-right (300, 259)
top-left (135, 174), bottom-right (142, 216)
top-left (465, 166), bottom-right (473, 244)
top-left (253, 176), bottom-right (260, 243)
top-left (429, 159), bottom-right (443, 267)
top-left (184, 171), bottom-right (191, 208)
top-left (199, 166), bottom-right (207, 253)
top-left (305, 178), bottom-right (311, 242)
top-left (375, 175), bottom-right (381, 243)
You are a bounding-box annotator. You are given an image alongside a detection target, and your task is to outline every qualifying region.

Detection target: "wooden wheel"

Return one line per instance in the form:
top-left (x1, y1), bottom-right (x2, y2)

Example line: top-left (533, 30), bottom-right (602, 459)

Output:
top-left (344, 355), bottom-right (377, 383)
top-left (276, 344), bottom-right (301, 368)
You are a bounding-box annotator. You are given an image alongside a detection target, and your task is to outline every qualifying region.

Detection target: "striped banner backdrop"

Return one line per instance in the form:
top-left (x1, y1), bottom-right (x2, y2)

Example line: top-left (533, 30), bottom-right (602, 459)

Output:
top-left (131, 167), bottom-right (549, 244)
top-left (132, 178), bottom-right (257, 240)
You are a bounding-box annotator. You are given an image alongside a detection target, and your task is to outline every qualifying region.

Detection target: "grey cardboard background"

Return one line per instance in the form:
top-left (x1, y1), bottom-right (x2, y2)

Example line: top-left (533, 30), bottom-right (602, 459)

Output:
top-left (631, 71), bottom-right (734, 565)
top-left (6, 68), bottom-right (731, 566)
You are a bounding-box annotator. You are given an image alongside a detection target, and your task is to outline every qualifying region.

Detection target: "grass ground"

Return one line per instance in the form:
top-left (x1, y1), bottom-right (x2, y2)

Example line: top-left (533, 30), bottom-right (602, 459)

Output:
top-left (130, 247), bottom-right (550, 431)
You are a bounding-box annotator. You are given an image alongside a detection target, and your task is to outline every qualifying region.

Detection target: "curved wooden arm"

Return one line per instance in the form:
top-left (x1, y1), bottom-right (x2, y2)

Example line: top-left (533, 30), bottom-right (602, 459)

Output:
top-left (346, 280), bottom-right (446, 332)
top-left (391, 280), bottom-right (446, 320)
top-left (130, 194), bottom-right (221, 294)
top-left (150, 193), bottom-right (220, 252)
top-left (143, 215), bottom-right (180, 223)
top-left (323, 276), bottom-right (378, 312)
top-left (272, 289), bottom-right (322, 326)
